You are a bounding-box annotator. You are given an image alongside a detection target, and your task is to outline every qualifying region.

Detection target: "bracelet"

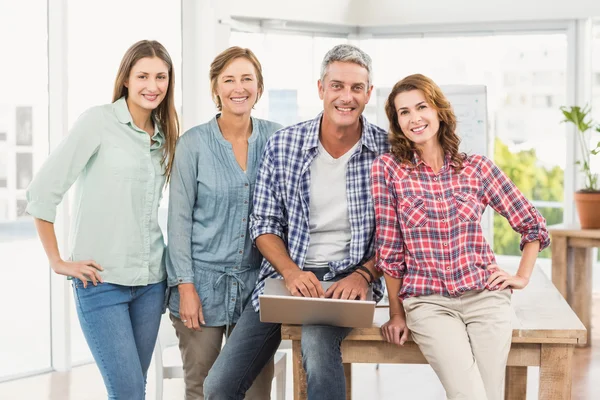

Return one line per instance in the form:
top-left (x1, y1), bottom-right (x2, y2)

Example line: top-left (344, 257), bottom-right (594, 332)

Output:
top-left (356, 265), bottom-right (375, 283)
top-left (353, 270), bottom-right (371, 285)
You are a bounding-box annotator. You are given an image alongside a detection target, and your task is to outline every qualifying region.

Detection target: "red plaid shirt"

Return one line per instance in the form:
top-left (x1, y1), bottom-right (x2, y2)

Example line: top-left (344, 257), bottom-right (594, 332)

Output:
top-left (372, 152), bottom-right (550, 300)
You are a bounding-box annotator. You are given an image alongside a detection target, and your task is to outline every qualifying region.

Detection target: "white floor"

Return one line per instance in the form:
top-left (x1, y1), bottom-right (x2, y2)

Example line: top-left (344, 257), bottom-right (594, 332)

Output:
top-left (0, 349), bottom-right (548, 400)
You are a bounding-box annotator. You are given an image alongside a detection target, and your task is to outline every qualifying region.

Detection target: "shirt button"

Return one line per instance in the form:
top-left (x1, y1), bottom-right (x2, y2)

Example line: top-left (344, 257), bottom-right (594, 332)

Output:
top-left (242, 218), bottom-right (246, 222)
top-left (442, 219), bottom-right (446, 222)
top-left (241, 234), bottom-right (245, 238)
top-left (239, 250), bottom-right (243, 254)
top-left (433, 177), bottom-right (438, 181)
top-left (437, 197), bottom-right (442, 201)
top-left (446, 267), bottom-right (451, 271)
top-left (245, 183), bottom-right (249, 187)
top-left (443, 243), bottom-right (448, 247)
top-left (232, 297), bottom-right (236, 301)
top-left (178, 279), bottom-right (183, 283)
top-left (244, 201), bottom-right (248, 204)
top-left (233, 282), bottom-right (237, 286)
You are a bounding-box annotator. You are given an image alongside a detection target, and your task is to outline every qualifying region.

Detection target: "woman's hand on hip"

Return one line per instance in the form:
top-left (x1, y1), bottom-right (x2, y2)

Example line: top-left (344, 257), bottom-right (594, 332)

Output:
top-left (51, 259), bottom-right (103, 288)
top-left (178, 283), bottom-right (205, 331)
top-left (486, 264), bottom-right (529, 290)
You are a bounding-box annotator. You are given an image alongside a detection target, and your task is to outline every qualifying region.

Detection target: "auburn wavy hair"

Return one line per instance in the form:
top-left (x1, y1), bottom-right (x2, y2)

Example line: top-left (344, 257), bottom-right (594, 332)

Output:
top-left (384, 74), bottom-right (465, 171)
top-left (112, 40), bottom-right (179, 182)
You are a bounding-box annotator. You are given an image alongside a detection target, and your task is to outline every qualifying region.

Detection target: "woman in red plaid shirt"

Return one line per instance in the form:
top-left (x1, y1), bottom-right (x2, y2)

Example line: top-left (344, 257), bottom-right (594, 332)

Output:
top-left (371, 74), bottom-right (550, 400)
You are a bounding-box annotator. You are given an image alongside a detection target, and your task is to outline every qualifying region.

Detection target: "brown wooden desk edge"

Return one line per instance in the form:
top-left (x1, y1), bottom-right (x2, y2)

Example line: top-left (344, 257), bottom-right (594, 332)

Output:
top-left (549, 224), bottom-right (600, 239)
top-left (281, 326), bottom-right (587, 345)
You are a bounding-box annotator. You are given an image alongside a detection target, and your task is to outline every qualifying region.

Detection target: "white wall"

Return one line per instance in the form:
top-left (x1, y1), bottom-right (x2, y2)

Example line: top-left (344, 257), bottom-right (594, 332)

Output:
top-left (230, 0), bottom-right (600, 27)
top-left (354, 0), bottom-right (600, 27)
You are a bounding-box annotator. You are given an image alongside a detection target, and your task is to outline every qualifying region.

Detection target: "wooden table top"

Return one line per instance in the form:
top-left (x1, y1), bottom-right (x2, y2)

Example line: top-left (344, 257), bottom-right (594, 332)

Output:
top-left (548, 223), bottom-right (600, 239)
top-left (281, 265), bottom-right (587, 345)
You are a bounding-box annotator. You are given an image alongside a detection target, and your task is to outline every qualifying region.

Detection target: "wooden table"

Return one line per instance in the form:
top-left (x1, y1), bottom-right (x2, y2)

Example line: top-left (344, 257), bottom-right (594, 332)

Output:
top-left (549, 224), bottom-right (600, 346)
top-left (281, 266), bottom-right (586, 400)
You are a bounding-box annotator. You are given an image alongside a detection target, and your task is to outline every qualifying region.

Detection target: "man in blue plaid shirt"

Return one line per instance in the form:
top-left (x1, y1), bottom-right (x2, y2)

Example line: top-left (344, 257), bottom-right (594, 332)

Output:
top-left (205, 44), bottom-right (390, 400)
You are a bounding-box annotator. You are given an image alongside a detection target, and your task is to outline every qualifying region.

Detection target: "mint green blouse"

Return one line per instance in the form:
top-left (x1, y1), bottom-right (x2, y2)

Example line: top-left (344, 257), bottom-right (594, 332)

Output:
top-left (26, 97), bottom-right (167, 286)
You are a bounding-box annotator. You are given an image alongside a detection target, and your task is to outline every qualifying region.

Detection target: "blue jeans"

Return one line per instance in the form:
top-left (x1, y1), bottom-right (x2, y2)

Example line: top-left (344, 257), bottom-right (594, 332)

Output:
top-left (72, 278), bottom-right (166, 400)
top-left (204, 268), bottom-right (353, 400)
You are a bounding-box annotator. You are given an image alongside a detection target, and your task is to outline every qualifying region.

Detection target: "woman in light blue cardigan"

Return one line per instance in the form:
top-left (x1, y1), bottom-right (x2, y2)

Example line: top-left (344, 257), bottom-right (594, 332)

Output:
top-left (166, 46), bottom-right (282, 399)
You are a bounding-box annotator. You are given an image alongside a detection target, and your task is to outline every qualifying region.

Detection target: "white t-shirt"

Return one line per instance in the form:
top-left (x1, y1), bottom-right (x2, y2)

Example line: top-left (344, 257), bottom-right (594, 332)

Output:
top-left (304, 139), bottom-right (360, 268)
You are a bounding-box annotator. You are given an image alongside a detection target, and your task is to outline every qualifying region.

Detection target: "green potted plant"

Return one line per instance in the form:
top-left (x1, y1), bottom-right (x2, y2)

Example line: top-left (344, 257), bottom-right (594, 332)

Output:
top-left (561, 105), bottom-right (600, 228)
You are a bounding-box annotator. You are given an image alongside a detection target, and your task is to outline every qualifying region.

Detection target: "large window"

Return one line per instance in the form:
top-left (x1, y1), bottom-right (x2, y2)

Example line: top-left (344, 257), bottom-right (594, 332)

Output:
top-left (361, 34), bottom-right (567, 257)
top-left (67, 0), bottom-right (182, 364)
top-left (230, 31), bottom-right (568, 258)
top-left (0, 1), bottom-right (51, 379)
top-left (592, 23), bottom-right (600, 140)
top-left (230, 32), bottom-right (347, 125)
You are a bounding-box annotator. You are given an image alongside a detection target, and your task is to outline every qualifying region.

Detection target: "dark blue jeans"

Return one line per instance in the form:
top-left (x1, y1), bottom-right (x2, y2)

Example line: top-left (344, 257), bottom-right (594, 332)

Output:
top-left (72, 278), bottom-right (166, 400)
top-left (204, 268), bottom-right (353, 400)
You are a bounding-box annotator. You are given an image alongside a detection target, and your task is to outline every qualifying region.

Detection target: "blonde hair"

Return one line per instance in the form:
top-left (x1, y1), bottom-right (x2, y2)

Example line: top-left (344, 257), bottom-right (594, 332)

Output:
top-left (209, 46), bottom-right (264, 110)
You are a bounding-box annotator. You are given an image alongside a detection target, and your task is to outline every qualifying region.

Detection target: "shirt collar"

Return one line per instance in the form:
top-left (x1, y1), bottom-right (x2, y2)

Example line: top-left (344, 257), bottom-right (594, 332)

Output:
top-left (411, 152), bottom-right (455, 170)
top-left (301, 112), bottom-right (378, 153)
top-left (113, 96), bottom-right (133, 125)
top-left (210, 113), bottom-right (259, 147)
top-left (113, 96), bottom-right (164, 145)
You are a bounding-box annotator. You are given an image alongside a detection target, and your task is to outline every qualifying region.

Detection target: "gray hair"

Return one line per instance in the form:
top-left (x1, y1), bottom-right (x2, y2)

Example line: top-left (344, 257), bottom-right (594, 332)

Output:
top-left (320, 44), bottom-right (373, 87)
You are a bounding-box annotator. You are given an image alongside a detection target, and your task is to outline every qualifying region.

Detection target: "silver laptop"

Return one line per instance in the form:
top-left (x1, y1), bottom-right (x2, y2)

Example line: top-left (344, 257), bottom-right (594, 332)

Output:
top-left (259, 278), bottom-right (376, 328)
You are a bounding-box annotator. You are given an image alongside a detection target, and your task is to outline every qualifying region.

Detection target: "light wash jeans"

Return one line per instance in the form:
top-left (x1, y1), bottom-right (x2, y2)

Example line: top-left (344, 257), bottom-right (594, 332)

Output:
top-left (72, 278), bottom-right (166, 400)
top-left (203, 268), bottom-right (353, 400)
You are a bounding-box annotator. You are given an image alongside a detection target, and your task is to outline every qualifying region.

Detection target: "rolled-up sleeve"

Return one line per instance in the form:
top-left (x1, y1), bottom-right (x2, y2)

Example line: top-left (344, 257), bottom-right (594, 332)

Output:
top-left (166, 133), bottom-right (197, 287)
top-left (249, 139), bottom-right (287, 241)
top-left (371, 156), bottom-right (406, 279)
top-left (480, 156), bottom-right (550, 251)
top-left (26, 109), bottom-right (101, 223)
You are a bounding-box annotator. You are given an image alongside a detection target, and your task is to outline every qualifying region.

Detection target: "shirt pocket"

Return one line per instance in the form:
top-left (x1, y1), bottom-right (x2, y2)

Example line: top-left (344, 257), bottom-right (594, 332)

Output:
top-left (105, 145), bottom-right (145, 181)
top-left (453, 192), bottom-right (481, 223)
top-left (400, 196), bottom-right (428, 228)
top-left (194, 269), bottom-right (217, 307)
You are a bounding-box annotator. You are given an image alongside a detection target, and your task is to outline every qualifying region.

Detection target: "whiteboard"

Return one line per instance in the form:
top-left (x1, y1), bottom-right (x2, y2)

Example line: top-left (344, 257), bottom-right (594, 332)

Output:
top-left (441, 85), bottom-right (489, 156)
top-left (375, 85), bottom-right (494, 245)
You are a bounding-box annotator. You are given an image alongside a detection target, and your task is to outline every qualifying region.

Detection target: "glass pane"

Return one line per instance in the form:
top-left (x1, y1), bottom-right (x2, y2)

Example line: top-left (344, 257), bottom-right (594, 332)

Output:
top-left (68, 0), bottom-right (182, 364)
top-left (593, 23), bottom-right (600, 124)
top-left (361, 34), bottom-right (567, 257)
top-left (591, 23), bottom-right (600, 181)
top-left (230, 32), bottom-right (348, 125)
top-left (0, 1), bottom-right (51, 378)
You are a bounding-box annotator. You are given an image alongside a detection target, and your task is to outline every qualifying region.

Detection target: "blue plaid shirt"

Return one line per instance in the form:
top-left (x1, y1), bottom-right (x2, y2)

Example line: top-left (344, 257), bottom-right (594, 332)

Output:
top-left (250, 113), bottom-right (390, 310)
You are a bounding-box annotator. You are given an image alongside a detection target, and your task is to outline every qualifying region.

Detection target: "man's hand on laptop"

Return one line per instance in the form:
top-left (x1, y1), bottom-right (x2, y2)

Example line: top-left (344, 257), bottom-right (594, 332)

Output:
top-left (282, 269), bottom-right (325, 298)
top-left (324, 273), bottom-right (369, 300)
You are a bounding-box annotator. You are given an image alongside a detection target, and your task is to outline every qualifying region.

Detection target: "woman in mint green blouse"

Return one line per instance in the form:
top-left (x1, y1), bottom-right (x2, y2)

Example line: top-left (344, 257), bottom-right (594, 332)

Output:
top-left (26, 40), bottom-right (179, 400)
top-left (165, 46), bottom-right (281, 399)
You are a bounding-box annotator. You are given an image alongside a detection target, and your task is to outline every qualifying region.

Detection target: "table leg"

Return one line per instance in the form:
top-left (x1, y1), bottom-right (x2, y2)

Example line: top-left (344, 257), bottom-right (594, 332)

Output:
top-left (505, 366), bottom-right (527, 400)
top-left (344, 363), bottom-right (352, 400)
top-left (571, 248), bottom-right (592, 347)
top-left (292, 340), bottom-right (307, 400)
top-left (551, 236), bottom-right (568, 299)
top-left (538, 344), bottom-right (573, 400)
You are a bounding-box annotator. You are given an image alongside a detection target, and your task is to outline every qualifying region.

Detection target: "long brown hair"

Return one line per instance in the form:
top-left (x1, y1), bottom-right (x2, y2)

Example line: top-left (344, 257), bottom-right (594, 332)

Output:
top-left (112, 40), bottom-right (179, 181)
top-left (209, 46), bottom-right (264, 110)
top-left (384, 74), bottom-right (465, 171)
